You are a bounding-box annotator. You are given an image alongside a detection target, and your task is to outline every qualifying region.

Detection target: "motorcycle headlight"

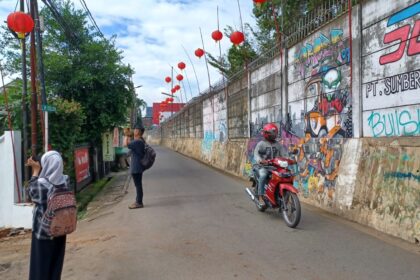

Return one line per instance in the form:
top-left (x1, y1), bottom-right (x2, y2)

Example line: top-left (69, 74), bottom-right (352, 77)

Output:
top-left (277, 160), bottom-right (288, 168)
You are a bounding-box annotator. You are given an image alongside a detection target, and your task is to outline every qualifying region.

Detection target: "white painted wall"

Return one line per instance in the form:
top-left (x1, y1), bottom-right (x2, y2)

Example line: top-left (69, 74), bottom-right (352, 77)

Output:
top-left (0, 131), bottom-right (33, 229)
top-left (361, 0), bottom-right (420, 137)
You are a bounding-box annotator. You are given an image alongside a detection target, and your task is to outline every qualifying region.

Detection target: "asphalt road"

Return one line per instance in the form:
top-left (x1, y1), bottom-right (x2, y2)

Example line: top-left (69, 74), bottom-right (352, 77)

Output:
top-left (52, 146), bottom-right (420, 279)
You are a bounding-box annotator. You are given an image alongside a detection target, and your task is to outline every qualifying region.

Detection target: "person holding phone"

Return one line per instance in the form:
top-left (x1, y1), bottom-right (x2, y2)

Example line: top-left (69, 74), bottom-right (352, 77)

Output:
top-left (26, 151), bottom-right (69, 280)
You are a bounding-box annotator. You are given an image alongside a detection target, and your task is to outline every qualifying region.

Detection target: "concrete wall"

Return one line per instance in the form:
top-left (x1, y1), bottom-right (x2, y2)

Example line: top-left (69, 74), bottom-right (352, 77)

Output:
top-left (155, 0), bottom-right (420, 243)
top-left (361, 0), bottom-right (420, 137)
top-left (0, 131), bottom-right (33, 229)
top-left (250, 54), bottom-right (282, 136)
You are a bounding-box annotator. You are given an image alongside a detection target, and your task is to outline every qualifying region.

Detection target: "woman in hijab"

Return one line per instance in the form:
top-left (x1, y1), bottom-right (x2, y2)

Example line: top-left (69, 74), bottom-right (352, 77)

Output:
top-left (27, 151), bottom-right (69, 280)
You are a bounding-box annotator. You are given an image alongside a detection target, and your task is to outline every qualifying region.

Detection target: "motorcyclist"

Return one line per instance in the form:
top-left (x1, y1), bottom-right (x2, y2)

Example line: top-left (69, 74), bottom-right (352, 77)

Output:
top-left (253, 123), bottom-right (287, 206)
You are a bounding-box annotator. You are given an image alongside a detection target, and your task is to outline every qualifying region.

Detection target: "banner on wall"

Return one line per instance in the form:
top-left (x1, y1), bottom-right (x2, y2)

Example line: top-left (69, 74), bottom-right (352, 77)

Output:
top-left (74, 147), bottom-right (90, 184)
top-left (113, 127), bottom-right (120, 147)
top-left (102, 132), bottom-right (115, 162)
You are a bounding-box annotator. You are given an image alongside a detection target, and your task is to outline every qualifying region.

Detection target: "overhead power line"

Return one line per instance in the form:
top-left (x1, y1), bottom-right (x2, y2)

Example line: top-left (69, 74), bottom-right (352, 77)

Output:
top-left (40, 0), bottom-right (80, 45)
top-left (78, 0), bottom-right (104, 38)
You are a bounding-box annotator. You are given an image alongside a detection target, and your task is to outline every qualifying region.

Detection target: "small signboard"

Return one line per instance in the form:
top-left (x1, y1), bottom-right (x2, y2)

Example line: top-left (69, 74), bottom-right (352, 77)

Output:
top-left (74, 147), bottom-right (91, 191)
top-left (41, 104), bottom-right (56, 112)
top-left (102, 132), bottom-right (115, 162)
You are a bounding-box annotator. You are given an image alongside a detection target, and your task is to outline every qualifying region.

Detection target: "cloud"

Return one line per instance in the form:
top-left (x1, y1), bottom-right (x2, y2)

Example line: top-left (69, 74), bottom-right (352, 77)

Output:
top-left (0, 0), bottom-right (256, 109)
top-left (74, 0), bottom-right (256, 108)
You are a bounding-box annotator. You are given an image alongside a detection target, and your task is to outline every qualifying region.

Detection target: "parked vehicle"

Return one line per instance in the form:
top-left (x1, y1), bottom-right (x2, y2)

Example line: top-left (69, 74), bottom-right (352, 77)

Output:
top-left (245, 157), bottom-right (301, 228)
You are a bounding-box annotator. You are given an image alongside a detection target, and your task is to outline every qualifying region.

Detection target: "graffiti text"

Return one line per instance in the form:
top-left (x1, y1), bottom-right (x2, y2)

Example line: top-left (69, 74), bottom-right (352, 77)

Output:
top-left (367, 109), bottom-right (420, 137)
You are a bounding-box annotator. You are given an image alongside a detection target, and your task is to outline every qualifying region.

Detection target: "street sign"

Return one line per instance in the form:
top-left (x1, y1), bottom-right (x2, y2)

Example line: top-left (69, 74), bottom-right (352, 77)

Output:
top-left (41, 104), bottom-right (56, 112)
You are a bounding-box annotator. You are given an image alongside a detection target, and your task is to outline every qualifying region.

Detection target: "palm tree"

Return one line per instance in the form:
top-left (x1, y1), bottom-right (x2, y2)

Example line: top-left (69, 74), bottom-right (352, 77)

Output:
top-left (133, 97), bottom-right (147, 128)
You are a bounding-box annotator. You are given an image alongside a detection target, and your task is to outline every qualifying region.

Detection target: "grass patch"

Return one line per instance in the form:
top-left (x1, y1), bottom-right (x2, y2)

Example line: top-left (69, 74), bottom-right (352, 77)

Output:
top-left (76, 177), bottom-right (113, 219)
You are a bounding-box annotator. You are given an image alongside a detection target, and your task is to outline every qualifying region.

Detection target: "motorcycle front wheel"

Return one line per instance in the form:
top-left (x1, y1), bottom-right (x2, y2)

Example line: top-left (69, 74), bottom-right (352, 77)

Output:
top-left (281, 191), bottom-right (301, 228)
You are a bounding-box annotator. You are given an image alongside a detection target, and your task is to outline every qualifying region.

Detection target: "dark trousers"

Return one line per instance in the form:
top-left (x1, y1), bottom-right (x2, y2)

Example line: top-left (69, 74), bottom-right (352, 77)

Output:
top-left (132, 172), bottom-right (144, 204)
top-left (29, 233), bottom-right (66, 280)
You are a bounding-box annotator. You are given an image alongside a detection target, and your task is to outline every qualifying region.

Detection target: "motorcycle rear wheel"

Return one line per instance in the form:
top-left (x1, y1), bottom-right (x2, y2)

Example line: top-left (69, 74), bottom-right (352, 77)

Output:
top-left (281, 191), bottom-right (301, 228)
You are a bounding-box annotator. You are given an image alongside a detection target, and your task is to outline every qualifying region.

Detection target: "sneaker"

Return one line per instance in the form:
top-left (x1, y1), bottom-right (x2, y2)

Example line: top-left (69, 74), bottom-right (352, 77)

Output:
top-left (129, 202), bottom-right (144, 209)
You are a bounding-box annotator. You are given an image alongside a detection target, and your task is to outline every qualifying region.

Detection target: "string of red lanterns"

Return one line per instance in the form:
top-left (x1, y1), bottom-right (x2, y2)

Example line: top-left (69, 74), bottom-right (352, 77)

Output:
top-left (160, 3), bottom-right (253, 106)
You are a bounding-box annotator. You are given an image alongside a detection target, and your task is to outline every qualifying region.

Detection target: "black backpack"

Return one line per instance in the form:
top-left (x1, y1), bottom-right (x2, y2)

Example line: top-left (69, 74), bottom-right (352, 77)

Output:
top-left (140, 140), bottom-right (156, 170)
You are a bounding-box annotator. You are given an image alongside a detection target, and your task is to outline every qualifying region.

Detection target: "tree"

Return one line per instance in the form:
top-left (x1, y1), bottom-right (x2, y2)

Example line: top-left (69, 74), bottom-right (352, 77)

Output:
top-left (0, 0), bottom-right (134, 143)
top-left (133, 97), bottom-right (147, 127)
top-left (0, 0), bottom-right (135, 180)
top-left (251, 0), bottom-right (358, 52)
top-left (39, 1), bottom-right (134, 143)
top-left (0, 79), bottom-right (25, 135)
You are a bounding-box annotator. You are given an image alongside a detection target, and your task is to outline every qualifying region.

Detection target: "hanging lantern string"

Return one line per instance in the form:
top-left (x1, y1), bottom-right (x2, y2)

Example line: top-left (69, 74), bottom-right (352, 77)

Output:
top-left (199, 27), bottom-right (212, 91)
top-left (216, 5), bottom-right (228, 100)
top-left (183, 70), bottom-right (194, 100)
top-left (0, 60), bottom-right (22, 203)
top-left (236, 0), bottom-right (245, 35)
top-left (217, 6), bottom-right (223, 62)
top-left (181, 44), bottom-right (201, 94)
top-left (171, 65), bottom-right (193, 102)
top-left (14, 0), bottom-right (19, 12)
top-left (170, 65), bottom-right (187, 103)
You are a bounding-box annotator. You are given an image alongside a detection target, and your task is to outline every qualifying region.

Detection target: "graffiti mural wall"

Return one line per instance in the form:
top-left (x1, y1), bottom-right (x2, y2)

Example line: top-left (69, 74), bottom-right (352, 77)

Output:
top-left (362, 0), bottom-right (420, 137)
top-left (201, 90), bottom-right (228, 160)
top-left (282, 15), bottom-right (351, 202)
top-left (213, 90), bottom-right (228, 143)
top-left (202, 98), bottom-right (215, 159)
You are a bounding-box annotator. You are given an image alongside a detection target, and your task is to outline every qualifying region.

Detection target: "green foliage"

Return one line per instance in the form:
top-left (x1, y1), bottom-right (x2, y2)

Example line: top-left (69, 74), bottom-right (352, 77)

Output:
top-left (0, 79), bottom-right (25, 135)
top-left (49, 98), bottom-right (85, 177)
top-left (76, 177), bottom-right (111, 218)
top-left (39, 1), bottom-right (135, 143)
top-left (207, 25), bottom-right (257, 78)
top-left (251, 0), bottom-right (358, 52)
top-left (0, 0), bottom-right (141, 179)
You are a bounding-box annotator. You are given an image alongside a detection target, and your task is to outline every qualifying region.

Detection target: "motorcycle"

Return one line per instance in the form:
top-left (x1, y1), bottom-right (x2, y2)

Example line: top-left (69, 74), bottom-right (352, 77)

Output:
top-left (245, 157), bottom-right (301, 228)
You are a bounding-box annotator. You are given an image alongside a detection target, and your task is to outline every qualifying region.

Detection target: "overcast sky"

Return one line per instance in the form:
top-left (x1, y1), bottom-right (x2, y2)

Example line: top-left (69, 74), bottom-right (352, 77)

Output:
top-left (0, 0), bottom-right (256, 109)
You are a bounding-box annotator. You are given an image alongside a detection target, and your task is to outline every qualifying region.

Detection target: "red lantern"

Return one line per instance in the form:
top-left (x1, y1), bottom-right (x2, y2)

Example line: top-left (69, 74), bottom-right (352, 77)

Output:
top-left (175, 85), bottom-right (181, 91)
top-left (165, 76), bottom-right (172, 83)
top-left (168, 98), bottom-right (174, 102)
top-left (195, 48), bottom-right (205, 58)
top-left (7, 12), bottom-right (34, 39)
top-left (211, 30), bottom-right (223, 42)
top-left (230, 31), bottom-right (245, 45)
top-left (176, 74), bottom-right (183, 81)
top-left (171, 88), bottom-right (176, 94)
top-left (253, 0), bottom-right (266, 3)
top-left (178, 62), bottom-right (186, 70)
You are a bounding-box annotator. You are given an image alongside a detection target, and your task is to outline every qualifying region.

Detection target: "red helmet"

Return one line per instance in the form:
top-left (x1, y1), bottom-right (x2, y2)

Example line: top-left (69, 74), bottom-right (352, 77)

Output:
top-left (262, 123), bottom-right (278, 141)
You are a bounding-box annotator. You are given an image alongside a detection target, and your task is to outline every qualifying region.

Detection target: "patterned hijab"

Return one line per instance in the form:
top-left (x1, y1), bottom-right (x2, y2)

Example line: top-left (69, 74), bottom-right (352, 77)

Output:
top-left (39, 151), bottom-right (67, 185)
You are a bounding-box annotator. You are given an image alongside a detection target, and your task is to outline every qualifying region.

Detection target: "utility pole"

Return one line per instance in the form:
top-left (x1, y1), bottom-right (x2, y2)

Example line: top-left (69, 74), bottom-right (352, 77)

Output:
top-left (32, 0), bottom-right (48, 152)
top-left (20, 0), bottom-right (29, 182)
top-left (29, 0), bottom-right (37, 156)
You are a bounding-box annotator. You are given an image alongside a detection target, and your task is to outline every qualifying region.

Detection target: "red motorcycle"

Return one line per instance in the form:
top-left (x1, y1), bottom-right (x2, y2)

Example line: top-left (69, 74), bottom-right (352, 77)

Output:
top-left (246, 157), bottom-right (301, 228)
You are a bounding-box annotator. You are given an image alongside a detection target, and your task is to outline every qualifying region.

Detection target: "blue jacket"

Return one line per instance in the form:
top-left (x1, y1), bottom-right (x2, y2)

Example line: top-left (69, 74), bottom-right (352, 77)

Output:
top-left (128, 139), bottom-right (145, 174)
